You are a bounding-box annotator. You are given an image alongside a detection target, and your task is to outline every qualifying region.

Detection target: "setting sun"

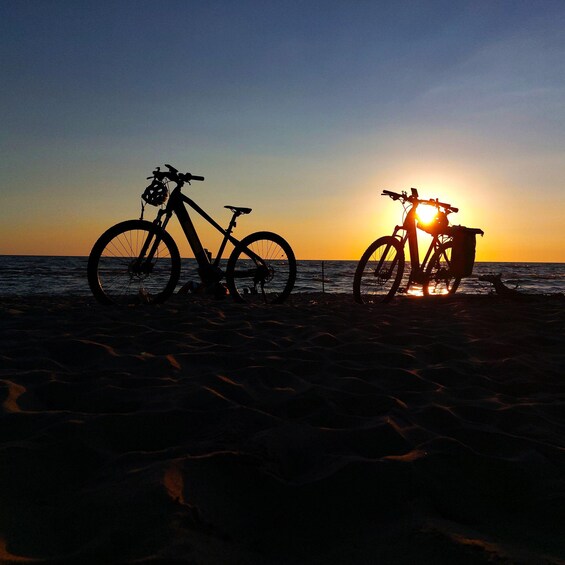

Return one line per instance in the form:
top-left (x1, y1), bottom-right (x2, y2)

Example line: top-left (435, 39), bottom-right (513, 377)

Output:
top-left (1, 2), bottom-right (564, 266)
top-left (415, 204), bottom-right (439, 226)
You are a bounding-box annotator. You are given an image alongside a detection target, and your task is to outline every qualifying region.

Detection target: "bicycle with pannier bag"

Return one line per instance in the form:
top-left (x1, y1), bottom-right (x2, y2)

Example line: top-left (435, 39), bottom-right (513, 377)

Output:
top-left (353, 188), bottom-right (483, 303)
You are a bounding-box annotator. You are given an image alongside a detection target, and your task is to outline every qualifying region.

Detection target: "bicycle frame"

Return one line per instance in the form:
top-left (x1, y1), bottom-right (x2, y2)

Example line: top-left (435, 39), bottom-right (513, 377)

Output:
top-left (88, 165), bottom-right (297, 305)
top-left (147, 184), bottom-right (261, 285)
top-left (394, 218), bottom-right (441, 283)
top-left (385, 197), bottom-right (450, 290)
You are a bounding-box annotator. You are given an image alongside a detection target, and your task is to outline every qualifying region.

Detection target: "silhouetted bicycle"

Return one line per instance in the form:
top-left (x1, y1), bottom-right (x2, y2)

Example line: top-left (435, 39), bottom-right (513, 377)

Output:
top-left (88, 164), bottom-right (296, 305)
top-left (353, 188), bottom-right (483, 303)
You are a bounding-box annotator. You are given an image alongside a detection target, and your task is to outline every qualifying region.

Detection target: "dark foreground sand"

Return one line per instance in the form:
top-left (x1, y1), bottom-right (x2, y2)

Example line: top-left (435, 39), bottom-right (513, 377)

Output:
top-left (1, 293), bottom-right (564, 564)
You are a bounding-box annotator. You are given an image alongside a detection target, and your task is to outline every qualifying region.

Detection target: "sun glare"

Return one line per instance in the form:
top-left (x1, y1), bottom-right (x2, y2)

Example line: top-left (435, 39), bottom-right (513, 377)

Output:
top-left (415, 204), bottom-right (438, 225)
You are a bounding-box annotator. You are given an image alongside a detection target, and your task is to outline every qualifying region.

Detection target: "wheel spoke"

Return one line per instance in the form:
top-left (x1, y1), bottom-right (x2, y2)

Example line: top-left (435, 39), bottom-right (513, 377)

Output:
top-left (423, 241), bottom-right (461, 296)
top-left (88, 221), bottom-right (180, 305)
top-left (354, 237), bottom-right (404, 303)
top-left (226, 232), bottom-right (296, 304)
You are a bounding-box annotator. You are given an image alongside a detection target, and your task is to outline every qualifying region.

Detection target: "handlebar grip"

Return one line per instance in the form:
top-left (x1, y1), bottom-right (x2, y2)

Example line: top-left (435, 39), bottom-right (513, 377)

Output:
top-left (190, 175), bottom-right (205, 181)
top-left (382, 189), bottom-right (401, 201)
top-left (451, 207), bottom-right (459, 213)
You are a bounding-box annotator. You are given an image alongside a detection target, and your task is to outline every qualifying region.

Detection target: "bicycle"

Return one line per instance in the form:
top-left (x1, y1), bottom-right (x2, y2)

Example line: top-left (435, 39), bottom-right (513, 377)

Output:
top-left (353, 188), bottom-right (483, 303)
top-left (87, 164), bottom-right (296, 305)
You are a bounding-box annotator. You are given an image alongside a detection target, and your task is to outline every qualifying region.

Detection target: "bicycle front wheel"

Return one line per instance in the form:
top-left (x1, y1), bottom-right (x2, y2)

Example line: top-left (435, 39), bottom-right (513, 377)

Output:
top-left (423, 241), bottom-right (461, 296)
top-left (87, 220), bottom-right (181, 305)
top-left (226, 231), bottom-right (296, 304)
top-left (353, 236), bottom-right (405, 304)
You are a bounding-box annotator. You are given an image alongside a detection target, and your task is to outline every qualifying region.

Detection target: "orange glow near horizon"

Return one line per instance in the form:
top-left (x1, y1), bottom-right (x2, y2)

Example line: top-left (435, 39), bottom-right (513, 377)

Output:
top-left (2, 4), bottom-right (565, 266)
top-left (2, 207), bottom-right (564, 263)
top-left (1, 172), bottom-right (564, 263)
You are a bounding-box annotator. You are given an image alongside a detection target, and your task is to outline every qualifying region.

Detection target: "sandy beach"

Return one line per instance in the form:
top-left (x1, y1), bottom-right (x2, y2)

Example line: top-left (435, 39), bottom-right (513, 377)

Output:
top-left (1, 292), bottom-right (564, 564)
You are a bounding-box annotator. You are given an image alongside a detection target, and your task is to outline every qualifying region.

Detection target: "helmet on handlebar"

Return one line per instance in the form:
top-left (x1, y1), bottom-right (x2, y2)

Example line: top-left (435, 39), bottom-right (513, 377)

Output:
top-left (142, 180), bottom-right (168, 206)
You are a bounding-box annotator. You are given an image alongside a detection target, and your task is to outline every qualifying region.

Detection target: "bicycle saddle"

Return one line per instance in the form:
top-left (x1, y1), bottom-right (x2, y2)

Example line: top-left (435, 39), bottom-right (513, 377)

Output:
top-left (225, 206), bottom-right (252, 215)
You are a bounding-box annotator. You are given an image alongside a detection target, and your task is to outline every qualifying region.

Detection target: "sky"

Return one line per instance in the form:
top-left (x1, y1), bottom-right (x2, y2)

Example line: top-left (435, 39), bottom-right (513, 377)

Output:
top-left (1, 0), bottom-right (564, 261)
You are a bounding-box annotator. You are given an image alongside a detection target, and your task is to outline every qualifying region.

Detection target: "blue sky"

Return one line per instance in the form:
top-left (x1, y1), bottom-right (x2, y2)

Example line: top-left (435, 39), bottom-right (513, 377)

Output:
top-left (2, 0), bottom-right (564, 260)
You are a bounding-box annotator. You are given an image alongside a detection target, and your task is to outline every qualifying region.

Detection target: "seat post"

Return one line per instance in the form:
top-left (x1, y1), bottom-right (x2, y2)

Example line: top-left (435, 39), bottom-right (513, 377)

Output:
top-left (226, 210), bottom-right (240, 236)
top-left (214, 210), bottom-right (240, 266)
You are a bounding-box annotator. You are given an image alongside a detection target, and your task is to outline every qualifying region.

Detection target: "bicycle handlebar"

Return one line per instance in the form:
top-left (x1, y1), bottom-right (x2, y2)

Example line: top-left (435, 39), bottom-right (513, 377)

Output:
top-left (420, 197), bottom-right (458, 213)
top-left (148, 164), bottom-right (205, 184)
top-left (382, 189), bottom-right (401, 199)
top-left (381, 189), bottom-right (458, 213)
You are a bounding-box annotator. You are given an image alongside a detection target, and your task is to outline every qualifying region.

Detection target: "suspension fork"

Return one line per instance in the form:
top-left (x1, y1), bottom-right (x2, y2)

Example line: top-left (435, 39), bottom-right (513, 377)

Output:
top-left (373, 228), bottom-right (405, 276)
top-left (129, 211), bottom-right (169, 270)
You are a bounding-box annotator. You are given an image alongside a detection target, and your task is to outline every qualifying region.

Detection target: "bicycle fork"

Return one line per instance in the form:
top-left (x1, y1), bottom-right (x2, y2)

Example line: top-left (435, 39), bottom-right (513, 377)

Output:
top-left (130, 225), bottom-right (162, 276)
top-left (374, 228), bottom-right (405, 281)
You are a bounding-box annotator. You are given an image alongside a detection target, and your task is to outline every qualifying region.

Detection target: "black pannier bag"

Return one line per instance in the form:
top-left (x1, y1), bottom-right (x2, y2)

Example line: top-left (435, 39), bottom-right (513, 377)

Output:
top-left (450, 226), bottom-right (484, 278)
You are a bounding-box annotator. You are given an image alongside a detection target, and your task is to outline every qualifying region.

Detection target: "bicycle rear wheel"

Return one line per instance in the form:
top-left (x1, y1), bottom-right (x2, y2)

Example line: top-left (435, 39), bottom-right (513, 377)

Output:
top-left (423, 241), bottom-right (461, 296)
top-left (353, 236), bottom-right (405, 303)
top-left (226, 231), bottom-right (296, 304)
top-left (87, 220), bottom-right (181, 305)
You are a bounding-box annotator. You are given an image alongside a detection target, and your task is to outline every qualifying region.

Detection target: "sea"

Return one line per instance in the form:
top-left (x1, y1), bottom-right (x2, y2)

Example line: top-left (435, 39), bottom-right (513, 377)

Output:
top-left (0, 256), bottom-right (564, 297)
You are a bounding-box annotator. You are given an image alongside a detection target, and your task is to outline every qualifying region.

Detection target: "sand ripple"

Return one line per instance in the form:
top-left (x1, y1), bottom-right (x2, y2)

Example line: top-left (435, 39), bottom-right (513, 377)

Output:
top-left (1, 293), bottom-right (564, 563)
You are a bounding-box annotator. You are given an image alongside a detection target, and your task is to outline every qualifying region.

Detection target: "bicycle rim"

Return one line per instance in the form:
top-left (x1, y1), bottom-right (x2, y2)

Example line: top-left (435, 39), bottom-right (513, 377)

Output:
top-left (424, 242), bottom-right (461, 296)
top-left (354, 237), bottom-right (404, 303)
top-left (88, 221), bottom-right (180, 305)
top-left (226, 232), bottom-right (296, 304)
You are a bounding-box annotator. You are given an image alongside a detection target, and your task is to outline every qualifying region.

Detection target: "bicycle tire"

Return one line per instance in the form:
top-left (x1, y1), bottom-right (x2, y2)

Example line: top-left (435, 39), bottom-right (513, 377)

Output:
top-left (87, 220), bottom-right (181, 305)
top-left (423, 240), bottom-right (461, 296)
top-left (353, 236), bottom-right (405, 304)
top-left (225, 231), bottom-right (296, 304)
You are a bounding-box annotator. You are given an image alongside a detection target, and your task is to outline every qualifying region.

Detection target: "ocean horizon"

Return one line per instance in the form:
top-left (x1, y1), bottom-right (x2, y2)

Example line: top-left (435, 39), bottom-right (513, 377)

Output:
top-left (1, 255), bottom-right (564, 297)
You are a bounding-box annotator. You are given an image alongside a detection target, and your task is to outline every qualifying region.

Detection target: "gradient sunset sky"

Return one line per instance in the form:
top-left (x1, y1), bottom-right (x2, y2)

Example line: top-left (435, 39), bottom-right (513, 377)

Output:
top-left (2, 1), bottom-right (564, 261)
